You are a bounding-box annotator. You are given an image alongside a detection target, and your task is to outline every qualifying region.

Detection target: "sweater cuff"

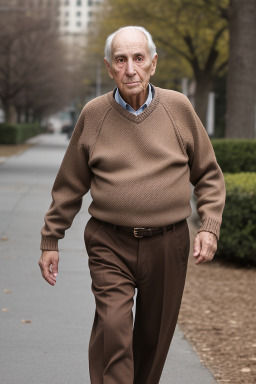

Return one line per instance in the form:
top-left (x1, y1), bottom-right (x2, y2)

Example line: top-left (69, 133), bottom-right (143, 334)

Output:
top-left (198, 218), bottom-right (221, 240)
top-left (40, 236), bottom-right (59, 251)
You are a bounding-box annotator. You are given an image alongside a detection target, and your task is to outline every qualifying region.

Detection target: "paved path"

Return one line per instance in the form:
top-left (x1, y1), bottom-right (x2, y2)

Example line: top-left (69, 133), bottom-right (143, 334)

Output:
top-left (0, 134), bottom-right (217, 384)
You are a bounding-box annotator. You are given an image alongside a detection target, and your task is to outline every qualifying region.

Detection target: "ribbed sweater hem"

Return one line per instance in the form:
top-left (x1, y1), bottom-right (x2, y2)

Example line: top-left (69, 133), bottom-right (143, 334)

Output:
top-left (198, 218), bottom-right (221, 240)
top-left (40, 236), bottom-right (59, 251)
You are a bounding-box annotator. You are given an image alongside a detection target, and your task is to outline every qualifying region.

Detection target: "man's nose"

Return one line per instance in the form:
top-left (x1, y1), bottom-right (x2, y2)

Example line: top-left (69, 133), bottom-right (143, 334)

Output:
top-left (125, 59), bottom-right (136, 77)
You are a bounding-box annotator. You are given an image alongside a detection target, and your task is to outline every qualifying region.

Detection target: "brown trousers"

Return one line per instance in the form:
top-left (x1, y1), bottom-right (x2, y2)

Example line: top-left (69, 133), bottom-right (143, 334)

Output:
top-left (84, 217), bottom-right (190, 384)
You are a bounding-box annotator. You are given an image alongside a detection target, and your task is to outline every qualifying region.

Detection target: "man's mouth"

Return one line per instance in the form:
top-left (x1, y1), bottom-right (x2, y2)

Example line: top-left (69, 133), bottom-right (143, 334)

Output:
top-left (125, 81), bottom-right (140, 85)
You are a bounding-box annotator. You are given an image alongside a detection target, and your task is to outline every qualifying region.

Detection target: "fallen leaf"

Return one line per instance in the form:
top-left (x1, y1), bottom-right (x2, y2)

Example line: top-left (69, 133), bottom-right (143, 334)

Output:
top-left (21, 319), bottom-right (31, 324)
top-left (1, 236), bottom-right (8, 241)
top-left (4, 289), bottom-right (12, 293)
top-left (2, 308), bottom-right (9, 312)
top-left (240, 368), bottom-right (251, 373)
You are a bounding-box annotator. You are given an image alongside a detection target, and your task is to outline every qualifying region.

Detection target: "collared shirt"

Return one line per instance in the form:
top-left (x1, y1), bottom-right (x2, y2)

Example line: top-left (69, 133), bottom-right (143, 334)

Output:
top-left (114, 84), bottom-right (153, 116)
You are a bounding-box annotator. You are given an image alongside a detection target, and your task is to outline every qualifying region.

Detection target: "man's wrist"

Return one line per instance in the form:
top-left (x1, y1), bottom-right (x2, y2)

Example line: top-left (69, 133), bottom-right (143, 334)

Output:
top-left (40, 236), bottom-right (59, 251)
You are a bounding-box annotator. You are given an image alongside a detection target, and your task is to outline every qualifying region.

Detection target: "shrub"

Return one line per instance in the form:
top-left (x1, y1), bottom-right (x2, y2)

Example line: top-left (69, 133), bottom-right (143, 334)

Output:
top-left (0, 123), bottom-right (45, 144)
top-left (211, 139), bottom-right (256, 173)
top-left (216, 173), bottom-right (256, 265)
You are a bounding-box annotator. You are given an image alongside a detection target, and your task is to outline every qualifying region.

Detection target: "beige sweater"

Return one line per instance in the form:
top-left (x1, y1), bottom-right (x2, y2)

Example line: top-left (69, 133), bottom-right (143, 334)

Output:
top-left (41, 87), bottom-right (226, 250)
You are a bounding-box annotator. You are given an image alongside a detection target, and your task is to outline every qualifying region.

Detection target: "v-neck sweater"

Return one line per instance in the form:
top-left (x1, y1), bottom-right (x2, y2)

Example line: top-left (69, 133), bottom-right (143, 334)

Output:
top-left (41, 87), bottom-right (225, 251)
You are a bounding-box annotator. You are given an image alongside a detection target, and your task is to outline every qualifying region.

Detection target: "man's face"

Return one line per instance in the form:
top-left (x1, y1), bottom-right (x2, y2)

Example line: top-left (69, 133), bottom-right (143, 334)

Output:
top-left (104, 29), bottom-right (157, 102)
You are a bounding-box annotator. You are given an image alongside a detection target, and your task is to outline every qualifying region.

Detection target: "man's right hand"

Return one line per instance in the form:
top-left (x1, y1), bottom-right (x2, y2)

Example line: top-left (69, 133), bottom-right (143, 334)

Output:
top-left (38, 251), bottom-right (59, 286)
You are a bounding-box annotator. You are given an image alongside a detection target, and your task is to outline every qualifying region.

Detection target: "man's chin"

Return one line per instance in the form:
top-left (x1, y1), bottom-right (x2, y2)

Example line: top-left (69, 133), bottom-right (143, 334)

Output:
top-left (122, 84), bottom-right (144, 96)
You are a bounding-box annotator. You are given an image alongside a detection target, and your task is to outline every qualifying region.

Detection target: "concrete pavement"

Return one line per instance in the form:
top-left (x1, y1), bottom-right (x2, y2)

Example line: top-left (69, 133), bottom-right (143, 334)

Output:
top-left (0, 133), bottom-right (217, 384)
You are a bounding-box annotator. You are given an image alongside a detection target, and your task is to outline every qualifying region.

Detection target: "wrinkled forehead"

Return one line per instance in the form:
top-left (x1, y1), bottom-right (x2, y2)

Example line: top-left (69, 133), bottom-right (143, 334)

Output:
top-left (111, 29), bottom-right (149, 57)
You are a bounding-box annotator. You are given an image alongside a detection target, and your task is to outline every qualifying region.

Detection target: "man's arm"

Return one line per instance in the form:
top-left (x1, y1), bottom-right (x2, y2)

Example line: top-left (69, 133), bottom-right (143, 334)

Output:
top-left (187, 110), bottom-right (225, 264)
top-left (40, 107), bottom-right (92, 251)
top-left (188, 115), bottom-right (226, 241)
top-left (39, 107), bottom-right (92, 284)
top-left (170, 95), bottom-right (226, 263)
top-left (161, 90), bottom-right (225, 243)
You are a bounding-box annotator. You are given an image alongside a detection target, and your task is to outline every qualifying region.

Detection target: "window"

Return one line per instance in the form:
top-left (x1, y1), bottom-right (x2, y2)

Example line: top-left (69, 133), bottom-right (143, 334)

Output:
top-left (65, 11), bottom-right (69, 16)
top-left (77, 0), bottom-right (82, 5)
top-left (76, 21), bottom-right (82, 27)
top-left (88, 11), bottom-right (93, 17)
top-left (77, 11), bottom-right (81, 16)
top-left (64, 0), bottom-right (69, 5)
top-left (64, 20), bottom-right (69, 26)
top-left (88, 0), bottom-right (93, 5)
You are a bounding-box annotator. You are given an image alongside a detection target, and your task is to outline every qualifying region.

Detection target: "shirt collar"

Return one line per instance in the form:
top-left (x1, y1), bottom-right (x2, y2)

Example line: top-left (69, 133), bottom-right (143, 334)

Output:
top-left (114, 84), bottom-right (153, 116)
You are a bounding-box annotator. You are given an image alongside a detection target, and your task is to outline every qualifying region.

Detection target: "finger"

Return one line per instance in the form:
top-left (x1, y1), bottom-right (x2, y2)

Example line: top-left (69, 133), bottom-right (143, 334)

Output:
top-left (195, 245), bottom-right (215, 264)
top-left (194, 239), bottom-right (207, 264)
top-left (193, 235), bottom-right (201, 257)
top-left (195, 254), bottom-right (205, 264)
top-left (44, 276), bottom-right (56, 286)
top-left (39, 266), bottom-right (56, 285)
top-left (43, 270), bottom-right (57, 286)
top-left (52, 258), bottom-right (59, 277)
top-left (38, 261), bottom-right (56, 286)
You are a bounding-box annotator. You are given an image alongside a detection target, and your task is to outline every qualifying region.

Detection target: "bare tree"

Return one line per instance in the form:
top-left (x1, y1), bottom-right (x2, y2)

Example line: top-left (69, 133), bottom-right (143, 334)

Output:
top-left (226, 0), bottom-right (256, 138)
top-left (0, 5), bottom-right (70, 123)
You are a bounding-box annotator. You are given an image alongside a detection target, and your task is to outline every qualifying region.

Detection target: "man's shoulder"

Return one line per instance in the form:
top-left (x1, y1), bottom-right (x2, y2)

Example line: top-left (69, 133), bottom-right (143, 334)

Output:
top-left (80, 91), bottom-right (112, 117)
top-left (156, 87), bottom-right (192, 108)
top-left (155, 87), bottom-right (198, 149)
top-left (155, 87), bottom-right (196, 122)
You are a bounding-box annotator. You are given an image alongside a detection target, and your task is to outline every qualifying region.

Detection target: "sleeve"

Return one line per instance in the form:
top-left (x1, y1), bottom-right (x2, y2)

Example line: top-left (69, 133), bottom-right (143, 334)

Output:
top-left (40, 107), bottom-right (92, 251)
top-left (188, 112), bottom-right (226, 240)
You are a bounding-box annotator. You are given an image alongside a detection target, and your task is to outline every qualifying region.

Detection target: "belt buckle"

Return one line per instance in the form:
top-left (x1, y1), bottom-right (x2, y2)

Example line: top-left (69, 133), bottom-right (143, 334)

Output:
top-left (133, 228), bottom-right (145, 238)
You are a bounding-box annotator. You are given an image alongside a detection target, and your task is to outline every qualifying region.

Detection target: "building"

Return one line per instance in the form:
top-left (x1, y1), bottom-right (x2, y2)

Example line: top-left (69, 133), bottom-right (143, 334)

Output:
top-left (57, 0), bottom-right (104, 77)
top-left (58, 0), bottom-right (103, 50)
top-left (58, 0), bottom-right (102, 35)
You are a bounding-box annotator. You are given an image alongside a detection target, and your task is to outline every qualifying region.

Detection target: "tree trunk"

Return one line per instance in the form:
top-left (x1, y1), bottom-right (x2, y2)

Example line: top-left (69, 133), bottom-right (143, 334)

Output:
top-left (3, 101), bottom-right (17, 124)
top-left (226, 0), bottom-right (256, 138)
top-left (194, 77), bottom-right (213, 127)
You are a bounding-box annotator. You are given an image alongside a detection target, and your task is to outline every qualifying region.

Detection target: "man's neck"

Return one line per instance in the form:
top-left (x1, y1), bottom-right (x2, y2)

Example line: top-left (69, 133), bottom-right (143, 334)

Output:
top-left (119, 86), bottom-right (149, 111)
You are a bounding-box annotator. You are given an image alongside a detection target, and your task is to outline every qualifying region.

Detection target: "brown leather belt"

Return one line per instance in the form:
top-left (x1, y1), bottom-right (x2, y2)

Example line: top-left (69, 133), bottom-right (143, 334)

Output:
top-left (103, 219), bottom-right (186, 238)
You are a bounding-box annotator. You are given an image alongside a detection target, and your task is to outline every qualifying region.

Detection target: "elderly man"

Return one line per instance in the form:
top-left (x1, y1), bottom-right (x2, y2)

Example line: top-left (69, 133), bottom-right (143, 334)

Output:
top-left (39, 26), bottom-right (225, 384)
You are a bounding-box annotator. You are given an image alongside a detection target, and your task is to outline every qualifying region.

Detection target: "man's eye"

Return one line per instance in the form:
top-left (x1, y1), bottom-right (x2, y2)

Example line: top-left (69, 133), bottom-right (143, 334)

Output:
top-left (117, 58), bottom-right (125, 63)
top-left (136, 56), bottom-right (143, 62)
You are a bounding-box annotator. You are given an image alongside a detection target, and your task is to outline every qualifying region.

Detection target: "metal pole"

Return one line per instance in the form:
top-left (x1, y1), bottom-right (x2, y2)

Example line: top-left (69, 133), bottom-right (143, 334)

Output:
top-left (206, 92), bottom-right (215, 136)
top-left (96, 64), bottom-right (101, 97)
top-left (181, 78), bottom-right (188, 97)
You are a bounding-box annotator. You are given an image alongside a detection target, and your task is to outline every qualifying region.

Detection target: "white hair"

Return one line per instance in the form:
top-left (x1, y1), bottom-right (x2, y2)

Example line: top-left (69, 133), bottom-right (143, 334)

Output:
top-left (104, 26), bottom-right (157, 64)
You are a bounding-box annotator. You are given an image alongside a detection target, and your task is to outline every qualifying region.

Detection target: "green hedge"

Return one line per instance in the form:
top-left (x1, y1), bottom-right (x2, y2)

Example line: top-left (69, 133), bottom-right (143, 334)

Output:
top-left (216, 173), bottom-right (256, 265)
top-left (0, 123), bottom-right (45, 144)
top-left (211, 139), bottom-right (256, 173)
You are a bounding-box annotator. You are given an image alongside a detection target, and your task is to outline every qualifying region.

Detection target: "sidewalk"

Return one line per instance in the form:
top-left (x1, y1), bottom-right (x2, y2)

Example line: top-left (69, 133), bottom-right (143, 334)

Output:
top-left (0, 134), bottom-right (217, 384)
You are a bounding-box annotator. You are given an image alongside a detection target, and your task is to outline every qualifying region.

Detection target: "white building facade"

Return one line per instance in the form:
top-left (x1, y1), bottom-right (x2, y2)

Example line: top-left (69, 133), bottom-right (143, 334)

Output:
top-left (58, 0), bottom-right (102, 36)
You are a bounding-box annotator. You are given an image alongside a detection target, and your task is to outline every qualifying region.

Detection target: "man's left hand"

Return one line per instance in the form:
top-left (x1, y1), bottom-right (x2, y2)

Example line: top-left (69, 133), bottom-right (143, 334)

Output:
top-left (193, 231), bottom-right (217, 265)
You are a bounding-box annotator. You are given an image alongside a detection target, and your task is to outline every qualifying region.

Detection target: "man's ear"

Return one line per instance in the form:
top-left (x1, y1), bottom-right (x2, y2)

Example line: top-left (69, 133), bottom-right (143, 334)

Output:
top-left (104, 58), bottom-right (114, 79)
top-left (150, 54), bottom-right (158, 76)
